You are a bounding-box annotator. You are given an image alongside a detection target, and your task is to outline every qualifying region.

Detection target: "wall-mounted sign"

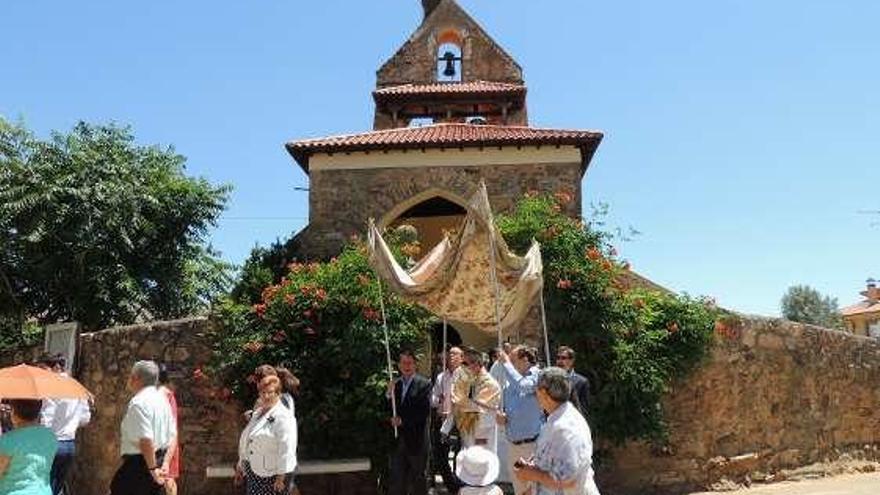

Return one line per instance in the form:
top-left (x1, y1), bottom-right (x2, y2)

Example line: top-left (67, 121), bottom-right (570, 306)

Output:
top-left (44, 322), bottom-right (79, 374)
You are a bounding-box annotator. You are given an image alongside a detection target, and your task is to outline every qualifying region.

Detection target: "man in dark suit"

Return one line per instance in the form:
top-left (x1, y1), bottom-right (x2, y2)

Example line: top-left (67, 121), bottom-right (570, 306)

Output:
top-left (388, 350), bottom-right (432, 495)
top-left (556, 346), bottom-right (591, 417)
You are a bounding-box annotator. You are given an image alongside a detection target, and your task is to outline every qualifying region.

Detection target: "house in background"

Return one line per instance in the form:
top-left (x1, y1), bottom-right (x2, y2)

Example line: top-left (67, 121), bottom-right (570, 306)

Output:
top-left (841, 278), bottom-right (880, 338)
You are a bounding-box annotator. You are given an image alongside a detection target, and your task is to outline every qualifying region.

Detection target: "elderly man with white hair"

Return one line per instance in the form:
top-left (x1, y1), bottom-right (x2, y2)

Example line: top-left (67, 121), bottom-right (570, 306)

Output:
top-left (109, 360), bottom-right (177, 495)
top-left (512, 367), bottom-right (600, 495)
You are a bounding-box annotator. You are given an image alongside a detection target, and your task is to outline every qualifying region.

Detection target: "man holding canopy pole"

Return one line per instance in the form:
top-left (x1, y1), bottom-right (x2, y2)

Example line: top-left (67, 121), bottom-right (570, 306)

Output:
top-left (387, 350), bottom-right (431, 495)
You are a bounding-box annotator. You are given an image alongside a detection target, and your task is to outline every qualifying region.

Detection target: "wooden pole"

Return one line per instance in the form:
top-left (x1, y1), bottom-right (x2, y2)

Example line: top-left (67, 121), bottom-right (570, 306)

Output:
top-left (485, 193), bottom-right (505, 354)
top-left (484, 184), bottom-right (505, 412)
top-left (376, 277), bottom-right (398, 439)
top-left (539, 287), bottom-right (551, 366)
top-left (442, 319), bottom-right (448, 376)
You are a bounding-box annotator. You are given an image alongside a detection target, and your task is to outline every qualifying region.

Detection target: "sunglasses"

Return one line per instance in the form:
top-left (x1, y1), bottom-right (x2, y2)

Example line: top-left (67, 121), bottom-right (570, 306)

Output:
top-left (556, 355), bottom-right (572, 360)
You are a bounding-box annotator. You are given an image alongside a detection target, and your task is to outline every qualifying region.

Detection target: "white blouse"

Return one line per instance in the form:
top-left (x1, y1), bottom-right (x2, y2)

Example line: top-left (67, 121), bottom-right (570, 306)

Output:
top-left (238, 401), bottom-right (298, 477)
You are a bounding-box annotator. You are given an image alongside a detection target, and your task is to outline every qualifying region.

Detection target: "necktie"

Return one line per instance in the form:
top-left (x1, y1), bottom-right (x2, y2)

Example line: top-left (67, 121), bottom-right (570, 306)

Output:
top-left (401, 377), bottom-right (412, 401)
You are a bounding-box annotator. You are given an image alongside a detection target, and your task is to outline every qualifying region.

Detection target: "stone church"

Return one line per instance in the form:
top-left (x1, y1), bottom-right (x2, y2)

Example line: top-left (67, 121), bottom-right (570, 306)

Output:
top-left (285, 0), bottom-right (603, 264)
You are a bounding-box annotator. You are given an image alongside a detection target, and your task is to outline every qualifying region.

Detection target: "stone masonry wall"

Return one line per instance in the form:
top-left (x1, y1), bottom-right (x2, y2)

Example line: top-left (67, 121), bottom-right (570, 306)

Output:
top-left (72, 318), bottom-right (242, 495)
top-left (300, 162), bottom-right (583, 259)
top-left (0, 319), bottom-right (243, 495)
top-left (376, 0), bottom-right (523, 88)
top-left (600, 316), bottom-right (880, 494)
top-left (5, 314), bottom-right (878, 494)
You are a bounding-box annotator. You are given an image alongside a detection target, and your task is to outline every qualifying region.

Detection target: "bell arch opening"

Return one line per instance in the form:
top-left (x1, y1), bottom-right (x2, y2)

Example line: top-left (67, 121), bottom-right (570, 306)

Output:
top-left (437, 42), bottom-right (462, 82)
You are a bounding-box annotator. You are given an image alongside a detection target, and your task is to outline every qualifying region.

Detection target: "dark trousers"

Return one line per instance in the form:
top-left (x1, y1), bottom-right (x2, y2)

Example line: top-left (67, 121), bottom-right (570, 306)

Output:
top-left (389, 442), bottom-right (427, 495)
top-left (109, 450), bottom-right (166, 495)
top-left (50, 440), bottom-right (76, 495)
top-left (430, 415), bottom-right (460, 492)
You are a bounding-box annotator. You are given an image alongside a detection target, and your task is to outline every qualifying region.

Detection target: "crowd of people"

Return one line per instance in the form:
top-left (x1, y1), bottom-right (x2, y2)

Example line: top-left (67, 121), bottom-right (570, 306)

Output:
top-left (1, 341), bottom-right (595, 495)
top-left (388, 343), bottom-right (601, 495)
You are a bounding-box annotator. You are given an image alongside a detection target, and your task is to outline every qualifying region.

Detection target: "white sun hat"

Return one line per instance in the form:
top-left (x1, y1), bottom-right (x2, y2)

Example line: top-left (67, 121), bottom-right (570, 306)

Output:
top-left (455, 446), bottom-right (500, 487)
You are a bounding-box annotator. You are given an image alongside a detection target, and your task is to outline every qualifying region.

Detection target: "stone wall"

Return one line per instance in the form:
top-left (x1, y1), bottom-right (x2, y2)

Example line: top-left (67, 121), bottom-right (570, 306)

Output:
top-left (6, 314), bottom-right (878, 494)
top-left (300, 162), bottom-right (582, 259)
top-left (71, 318), bottom-right (242, 495)
top-left (0, 319), bottom-right (244, 495)
top-left (600, 316), bottom-right (880, 494)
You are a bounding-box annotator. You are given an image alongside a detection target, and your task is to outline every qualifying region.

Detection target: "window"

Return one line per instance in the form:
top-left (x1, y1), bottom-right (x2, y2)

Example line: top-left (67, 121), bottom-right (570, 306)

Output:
top-left (409, 117), bottom-right (435, 128)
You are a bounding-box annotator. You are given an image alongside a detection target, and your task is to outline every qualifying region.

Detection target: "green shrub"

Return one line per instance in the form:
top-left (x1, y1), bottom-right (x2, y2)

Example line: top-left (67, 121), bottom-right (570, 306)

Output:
top-left (497, 193), bottom-right (718, 443)
top-left (212, 241), bottom-right (433, 476)
top-left (0, 317), bottom-right (42, 354)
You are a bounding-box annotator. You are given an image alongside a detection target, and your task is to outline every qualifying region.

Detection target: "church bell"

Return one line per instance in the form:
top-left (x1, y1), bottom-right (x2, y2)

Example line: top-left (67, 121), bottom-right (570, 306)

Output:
top-left (441, 51), bottom-right (459, 78)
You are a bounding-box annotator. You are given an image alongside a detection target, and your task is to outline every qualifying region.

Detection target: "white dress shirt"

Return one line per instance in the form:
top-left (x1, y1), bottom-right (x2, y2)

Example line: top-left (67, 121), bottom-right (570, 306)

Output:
top-left (41, 397), bottom-right (91, 441)
top-left (238, 401), bottom-right (298, 477)
top-left (534, 401), bottom-right (600, 495)
top-left (120, 385), bottom-right (176, 456)
top-left (431, 369), bottom-right (456, 414)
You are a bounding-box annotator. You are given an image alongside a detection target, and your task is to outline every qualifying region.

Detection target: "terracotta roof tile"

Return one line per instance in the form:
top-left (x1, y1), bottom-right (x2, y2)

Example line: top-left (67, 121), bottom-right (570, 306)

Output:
top-left (373, 81), bottom-right (525, 99)
top-left (841, 300), bottom-right (880, 317)
top-left (286, 123), bottom-right (603, 172)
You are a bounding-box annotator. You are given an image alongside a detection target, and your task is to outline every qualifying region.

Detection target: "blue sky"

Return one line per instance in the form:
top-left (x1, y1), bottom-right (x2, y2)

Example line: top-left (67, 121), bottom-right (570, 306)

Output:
top-left (3, 0), bottom-right (879, 316)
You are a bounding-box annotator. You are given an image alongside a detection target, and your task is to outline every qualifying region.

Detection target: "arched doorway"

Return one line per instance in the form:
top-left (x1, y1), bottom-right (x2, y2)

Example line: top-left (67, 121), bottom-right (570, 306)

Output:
top-left (383, 190), bottom-right (509, 355)
top-left (425, 320), bottom-right (497, 373)
top-left (385, 192), bottom-right (467, 255)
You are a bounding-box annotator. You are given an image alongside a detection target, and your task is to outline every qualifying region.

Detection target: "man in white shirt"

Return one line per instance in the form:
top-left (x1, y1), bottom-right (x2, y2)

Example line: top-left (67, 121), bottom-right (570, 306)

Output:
top-left (38, 354), bottom-right (91, 495)
top-left (430, 346), bottom-right (462, 493)
top-left (513, 367), bottom-right (600, 495)
top-left (488, 344), bottom-right (512, 486)
top-left (109, 360), bottom-right (177, 495)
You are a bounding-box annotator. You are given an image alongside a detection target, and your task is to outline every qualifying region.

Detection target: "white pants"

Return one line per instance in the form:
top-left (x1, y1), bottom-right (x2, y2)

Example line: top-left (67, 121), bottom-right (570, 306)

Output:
top-left (495, 425), bottom-right (510, 483)
top-left (507, 440), bottom-right (536, 495)
top-left (462, 413), bottom-right (497, 454)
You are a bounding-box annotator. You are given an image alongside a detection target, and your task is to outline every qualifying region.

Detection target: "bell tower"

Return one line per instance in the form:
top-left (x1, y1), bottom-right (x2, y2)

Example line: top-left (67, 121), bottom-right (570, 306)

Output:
top-left (285, 0), bottom-right (602, 261)
top-left (372, 0), bottom-right (528, 129)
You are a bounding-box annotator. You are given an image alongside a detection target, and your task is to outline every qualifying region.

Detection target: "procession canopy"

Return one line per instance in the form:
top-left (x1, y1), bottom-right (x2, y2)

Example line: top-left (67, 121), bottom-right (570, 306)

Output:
top-left (368, 183), bottom-right (543, 334)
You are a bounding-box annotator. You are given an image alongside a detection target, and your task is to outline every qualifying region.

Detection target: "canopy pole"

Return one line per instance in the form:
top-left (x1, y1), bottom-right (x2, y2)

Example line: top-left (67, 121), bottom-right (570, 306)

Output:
top-left (482, 181), bottom-right (506, 414)
top-left (486, 215), bottom-right (504, 354)
top-left (426, 326), bottom-right (434, 488)
top-left (376, 276), bottom-right (398, 439)
top-left (442, 318), bottom-right (448, 375)
top-left (539, 287), bottom-right (551, 366)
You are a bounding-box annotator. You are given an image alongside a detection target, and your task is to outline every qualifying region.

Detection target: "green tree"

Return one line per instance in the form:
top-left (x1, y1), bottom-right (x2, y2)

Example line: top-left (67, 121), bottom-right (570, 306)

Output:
top-left (780, 284), bottom-right (843, 329)
top-left (0, 118), bottom-right (232, 335)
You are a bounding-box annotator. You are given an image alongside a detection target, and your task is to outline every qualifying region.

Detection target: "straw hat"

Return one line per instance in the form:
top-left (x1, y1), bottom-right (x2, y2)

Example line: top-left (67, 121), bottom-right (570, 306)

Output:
top-left (455, 446), bottom-right (500, 487)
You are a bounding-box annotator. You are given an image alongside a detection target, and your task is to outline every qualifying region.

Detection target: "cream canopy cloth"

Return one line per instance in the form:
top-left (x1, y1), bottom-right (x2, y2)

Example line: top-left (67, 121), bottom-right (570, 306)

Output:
top-left (368, 183), bottom-right (543, 334)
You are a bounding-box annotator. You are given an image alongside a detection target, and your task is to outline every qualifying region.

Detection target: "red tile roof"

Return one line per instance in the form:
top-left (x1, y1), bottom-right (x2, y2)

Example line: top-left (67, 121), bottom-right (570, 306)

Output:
top-left (841, 300), bottom-right (880, 317)
top-left (286, 123), bottom-right (603, 172)
top-left (373, 81), bottom-right (526, 100)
